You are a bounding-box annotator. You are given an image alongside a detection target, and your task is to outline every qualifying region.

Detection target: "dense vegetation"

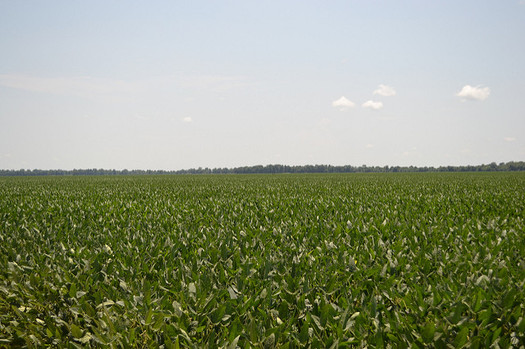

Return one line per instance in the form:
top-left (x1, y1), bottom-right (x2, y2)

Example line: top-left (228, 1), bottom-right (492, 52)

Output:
top-left (1, 160), bottom-right (525, 176)
top-left (1, 173), bottom-right (524, 347)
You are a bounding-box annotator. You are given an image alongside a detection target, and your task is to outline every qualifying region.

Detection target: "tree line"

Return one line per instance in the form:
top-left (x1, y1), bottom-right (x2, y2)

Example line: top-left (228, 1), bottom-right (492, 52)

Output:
top-left (0, 161), bottom-right (524, 176)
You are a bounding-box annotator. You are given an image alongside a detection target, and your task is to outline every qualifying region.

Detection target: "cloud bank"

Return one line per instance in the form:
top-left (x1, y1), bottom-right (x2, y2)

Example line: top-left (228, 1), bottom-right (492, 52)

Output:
top-left (373, 84), bottom-right (396, 97)
top-left (332, 96), bottom-right (355, 111)
top-left (362, 100), bottom-right (383, 110)
top-left (456, 85), bottom-right (490, 101)
top-left (0, 74), bottom-right (139, 99)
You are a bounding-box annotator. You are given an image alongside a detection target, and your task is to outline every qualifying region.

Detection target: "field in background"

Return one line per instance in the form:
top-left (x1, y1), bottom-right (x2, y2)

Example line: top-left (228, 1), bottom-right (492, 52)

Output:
top-left (1, 173), bottom-right (524, 347)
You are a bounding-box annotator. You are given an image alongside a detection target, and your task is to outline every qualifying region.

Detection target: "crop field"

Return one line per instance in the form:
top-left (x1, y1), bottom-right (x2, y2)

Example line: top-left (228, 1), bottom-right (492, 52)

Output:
top-left (1, 173), bottom-right (524, 348)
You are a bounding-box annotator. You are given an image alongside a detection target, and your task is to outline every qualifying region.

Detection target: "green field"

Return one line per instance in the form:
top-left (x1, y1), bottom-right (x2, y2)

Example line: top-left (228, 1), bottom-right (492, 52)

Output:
top-left (1, 173), bottom-right (524, 348)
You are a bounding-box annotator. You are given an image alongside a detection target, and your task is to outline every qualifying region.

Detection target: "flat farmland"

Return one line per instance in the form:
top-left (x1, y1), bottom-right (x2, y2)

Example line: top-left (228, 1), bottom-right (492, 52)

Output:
top-left (1, 173), bottom-right (524, 348)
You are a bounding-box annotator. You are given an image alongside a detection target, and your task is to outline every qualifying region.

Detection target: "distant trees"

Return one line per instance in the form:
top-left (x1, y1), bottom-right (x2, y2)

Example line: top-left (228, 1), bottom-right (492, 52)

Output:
top-left (1, 161), bottom-right (524, 176)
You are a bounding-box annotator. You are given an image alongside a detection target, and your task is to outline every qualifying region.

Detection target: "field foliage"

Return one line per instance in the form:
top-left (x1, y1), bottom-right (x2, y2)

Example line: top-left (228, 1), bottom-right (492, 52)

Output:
top-left (1, 173), bottom-right (524, 347)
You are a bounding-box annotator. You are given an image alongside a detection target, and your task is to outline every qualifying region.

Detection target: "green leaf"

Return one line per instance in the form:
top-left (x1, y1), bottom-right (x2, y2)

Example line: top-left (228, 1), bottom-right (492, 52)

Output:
top-left (153, 314), bottom-right (165, 331)
top-left (228, 319), bottom-right (241, 342)
top-left (78, 333), bottom-right (92, 344)
top-left (421, 322), bottom-right (435, 343)
top-left (70, 324), bottom-right (83, 339)
top-left (517, 316), bottom-right (525, 333)
top-left (491, 327), bottom-right (502, 344)
top-left (211, 305), bottom-right (226, 324)
top-left (69, 283), bottom-right (77, 299)
top-left (453, 327), bottom-right (468, 348)
top-left (263, 333), bottom-right (275, 349)
top-left (299, 320), bottom-right (309, 344)
top-left (172, 301), bottom-right (183, 317)
top-left (228, 335), bottom-right (240, 349)
top-left (164, 335), bottom-right (175, 349)
top-left (449, 303), bottom-right (466, 325)
top-left (311, 314), bottom-right (323, 331)
top-left (502, 289), bottom-right (517, 308)
top-left (177, 328), bottom-right (193, 346)
top-left (473, 290), bottom-right (484, 312)
top-left (228, 286), bottom-right (238, 300)
top-left (97, 300), bottom-right (115, 308)
top-left (468, 336), bottom-right (481, 349)
top-left (145, 308), bottom-right (153, 325)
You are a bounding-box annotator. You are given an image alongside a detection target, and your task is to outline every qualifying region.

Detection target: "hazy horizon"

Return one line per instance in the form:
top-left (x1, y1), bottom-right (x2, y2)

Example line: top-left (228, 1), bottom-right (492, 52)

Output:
top-left (1, 1), bottom-right (524, 171)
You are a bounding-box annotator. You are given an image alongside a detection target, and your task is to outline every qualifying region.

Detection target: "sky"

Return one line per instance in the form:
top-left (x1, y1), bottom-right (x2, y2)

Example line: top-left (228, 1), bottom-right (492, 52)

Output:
top-left (1, 1), bottom-right (524, 170)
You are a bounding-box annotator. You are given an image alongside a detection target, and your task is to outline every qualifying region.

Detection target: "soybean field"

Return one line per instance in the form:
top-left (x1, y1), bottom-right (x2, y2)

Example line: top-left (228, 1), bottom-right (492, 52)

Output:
top-left (1, 173), bottom-right (524, 348)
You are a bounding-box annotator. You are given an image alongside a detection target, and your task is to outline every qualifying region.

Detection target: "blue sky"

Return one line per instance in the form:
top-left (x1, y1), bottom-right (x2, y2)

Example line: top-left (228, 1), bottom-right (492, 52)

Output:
top-left (1, 1), bottom-right (524, 170)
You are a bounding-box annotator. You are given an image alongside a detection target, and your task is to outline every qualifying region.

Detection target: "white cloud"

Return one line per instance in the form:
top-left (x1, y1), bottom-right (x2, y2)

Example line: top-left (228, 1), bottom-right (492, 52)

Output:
top-left (134, 113), bottom-right (150, 121)
top-left (362, 100), bottom-right (383, 110)
top-left (0, 74), bottom-right (140, 101)
top-left (365, 144), bottom-right (374, 149)
top-left (318, 117), bottom-right (331, 126)
top-left (332, 96), bottom-right (355, 111)
top-left (182, 117), bottom-right (193, 123)
top-left (373, 84), bottom-right (396, 97)
top-left (180, 75), bottom-right (248, 92)
top-left (504, 137), bottom-right (516, 142)
top-left (456, 85), bottom-right (490, 101)
top-left (0, 73), bottom-right (249, 103)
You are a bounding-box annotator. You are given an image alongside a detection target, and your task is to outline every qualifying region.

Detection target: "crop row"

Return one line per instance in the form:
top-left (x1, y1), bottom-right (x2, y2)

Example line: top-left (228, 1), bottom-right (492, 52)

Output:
top-left (1, 173), bottom-right (524, 347)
